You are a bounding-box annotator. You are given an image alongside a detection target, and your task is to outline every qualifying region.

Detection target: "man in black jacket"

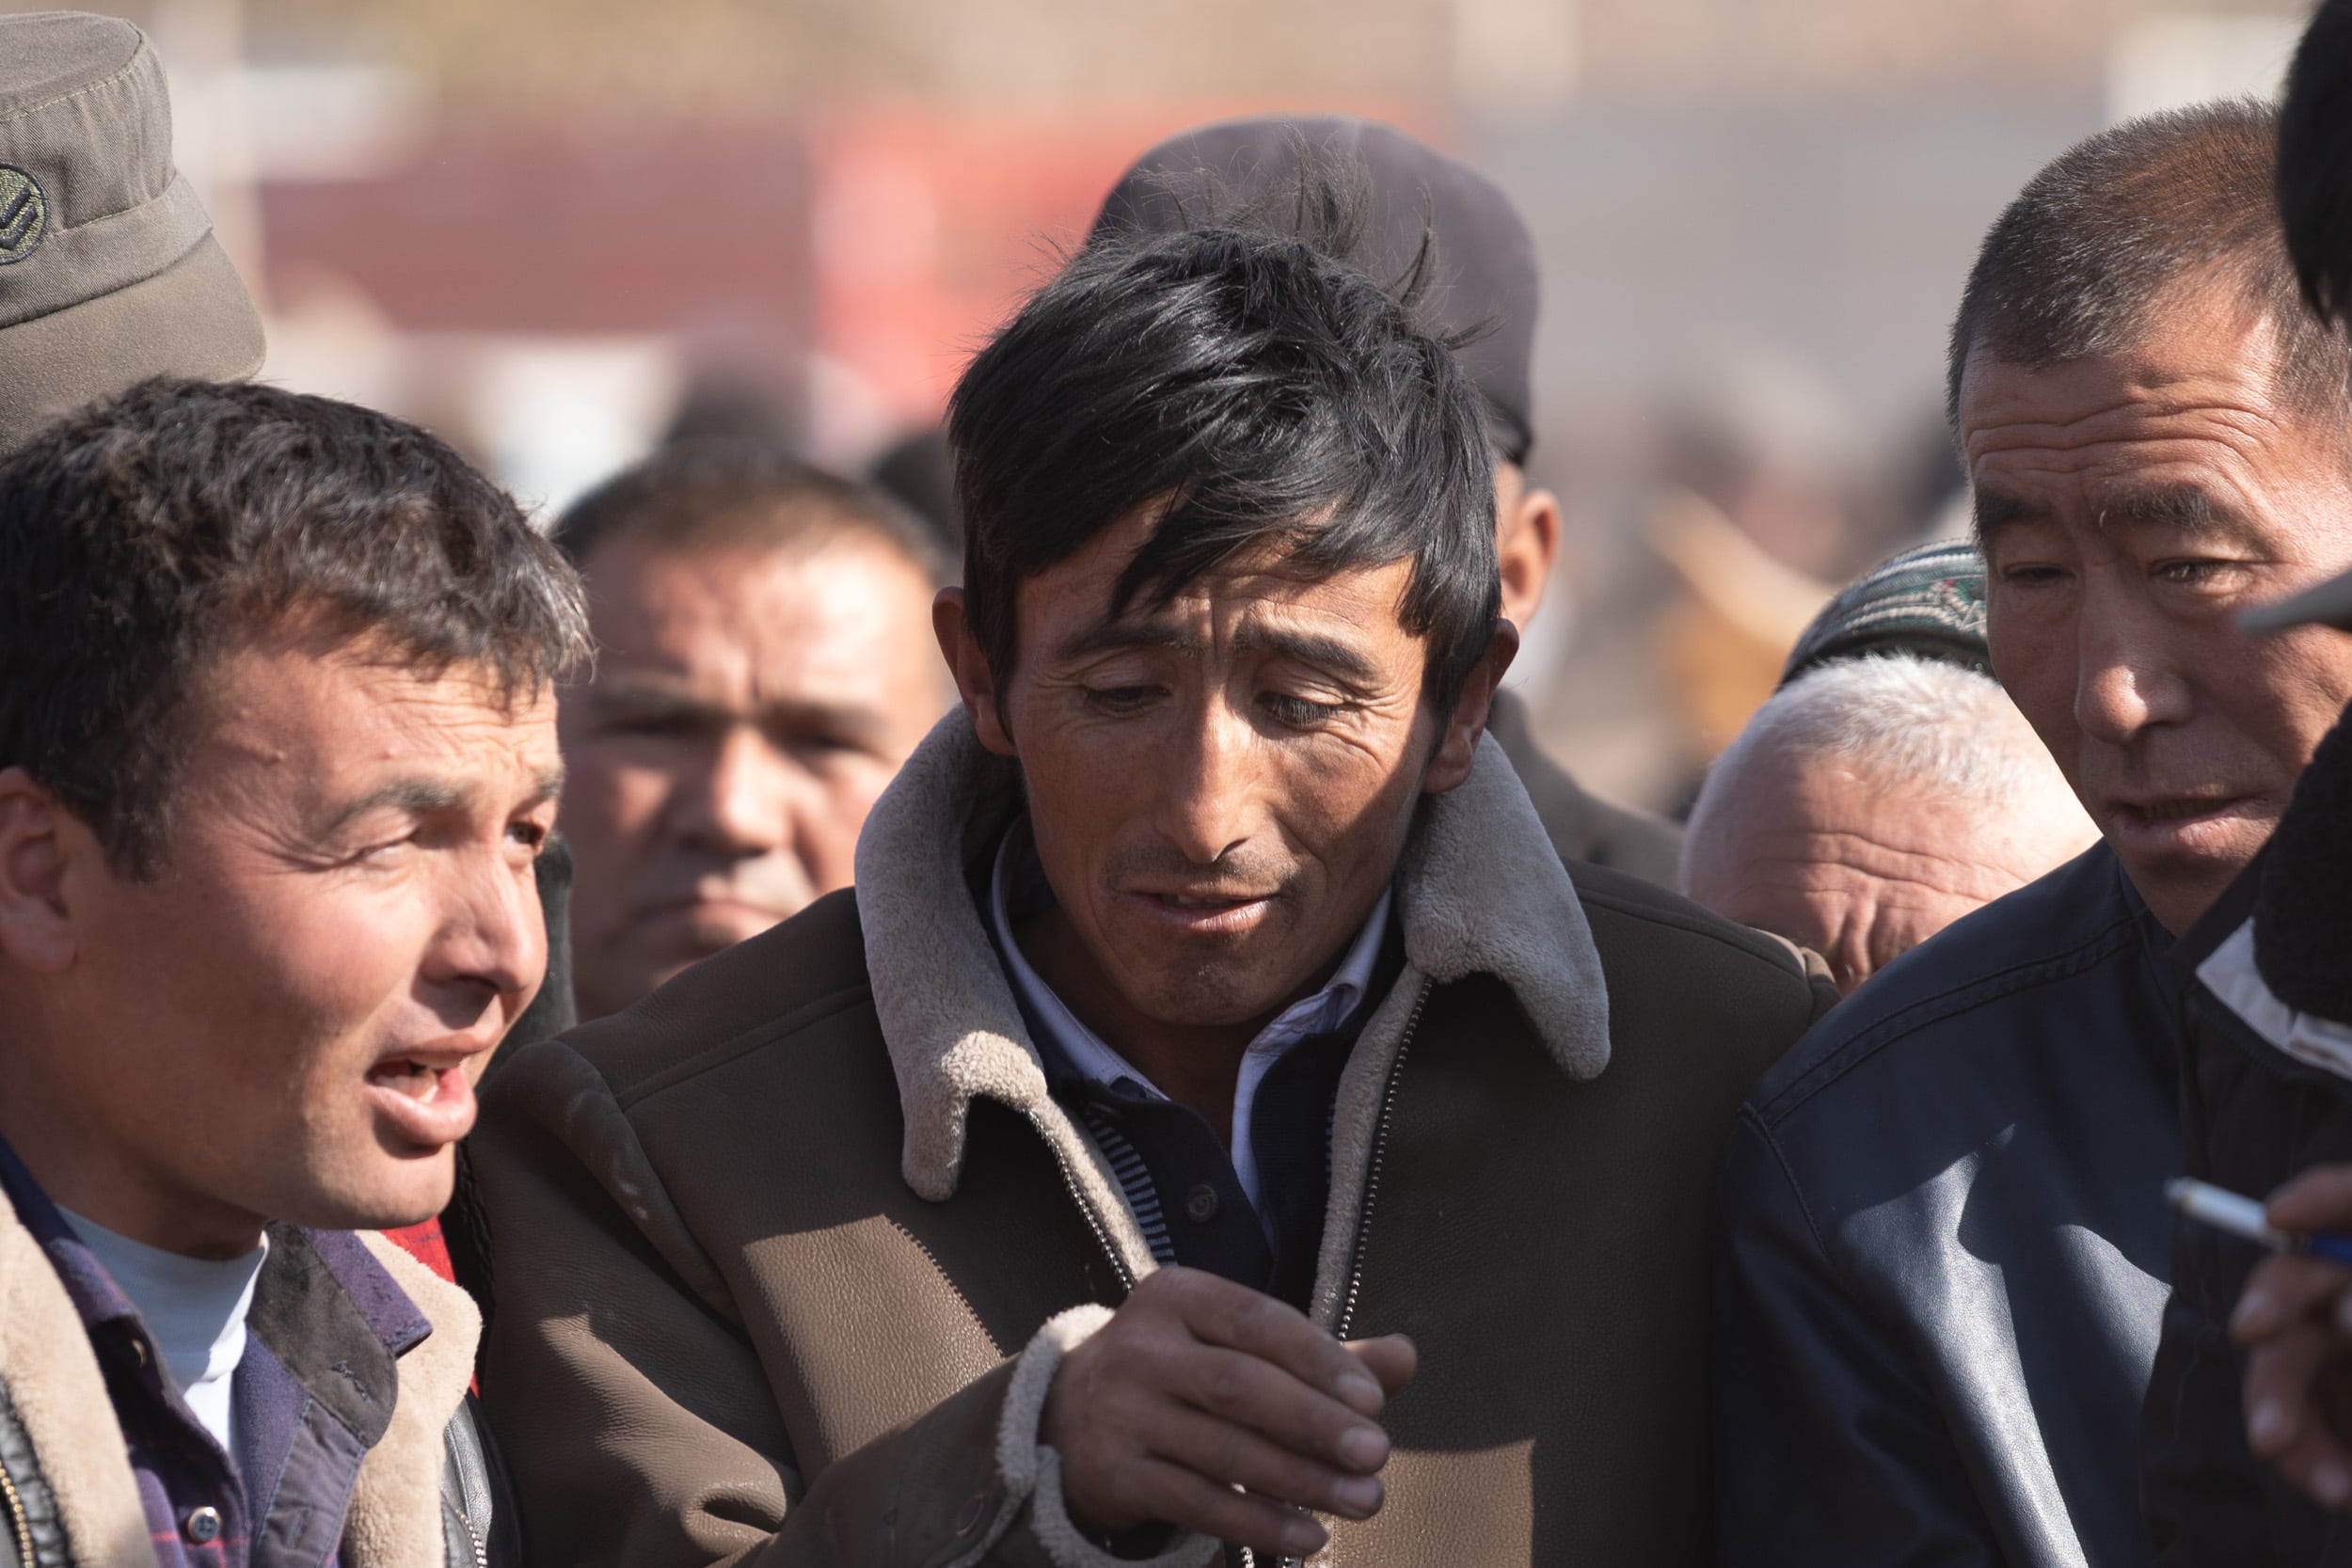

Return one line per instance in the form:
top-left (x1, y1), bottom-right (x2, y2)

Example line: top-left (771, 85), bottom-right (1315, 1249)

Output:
top-left (1713, 101), bottom-right (2352, 1568)
top-left (2135, 7), bottom-right (2352, 1557)
top-left (1089, 116), bottom-right (1680, 887)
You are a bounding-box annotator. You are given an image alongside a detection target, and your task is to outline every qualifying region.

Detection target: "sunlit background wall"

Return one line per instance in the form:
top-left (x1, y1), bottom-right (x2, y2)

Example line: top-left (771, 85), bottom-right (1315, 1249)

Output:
top-left (9, 0), bottom-right (2313, 812)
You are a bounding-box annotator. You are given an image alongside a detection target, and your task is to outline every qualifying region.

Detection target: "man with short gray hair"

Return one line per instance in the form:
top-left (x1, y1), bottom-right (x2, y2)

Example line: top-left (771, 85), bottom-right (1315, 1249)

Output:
top-left (1683, 653), bottom-right (2095, 994)
top-left (1716, 100), bottom-right (2352, 1568)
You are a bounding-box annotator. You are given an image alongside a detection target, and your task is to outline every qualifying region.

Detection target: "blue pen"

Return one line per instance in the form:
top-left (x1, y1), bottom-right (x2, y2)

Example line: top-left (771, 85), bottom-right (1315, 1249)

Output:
top-left (2168, 1177), bottom-right (2352, 1269)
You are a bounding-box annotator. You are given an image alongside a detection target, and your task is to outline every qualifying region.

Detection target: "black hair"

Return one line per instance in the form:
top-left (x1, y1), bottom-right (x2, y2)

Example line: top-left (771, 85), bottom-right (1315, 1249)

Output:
top-left (947, 180), bottom-right (1498, 713)
top-left (1947, 100), bottom-right (2348, 428)
top-left (2281, 0), bottom-right (2352, 325)
top-left (554, 437), bottom-right (948, 587)
top-left (0, 377), bottom-right (589, 877)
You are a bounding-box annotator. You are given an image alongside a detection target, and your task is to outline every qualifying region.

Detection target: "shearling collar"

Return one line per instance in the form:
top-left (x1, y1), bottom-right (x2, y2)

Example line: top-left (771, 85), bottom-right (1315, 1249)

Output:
top-left (853, 710), bottom-right (1611, 1216)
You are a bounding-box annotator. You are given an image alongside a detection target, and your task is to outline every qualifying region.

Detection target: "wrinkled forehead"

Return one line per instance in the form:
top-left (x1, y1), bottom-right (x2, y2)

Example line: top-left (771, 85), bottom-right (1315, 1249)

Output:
top-left (1021, 539), bottom-right (1422, 668)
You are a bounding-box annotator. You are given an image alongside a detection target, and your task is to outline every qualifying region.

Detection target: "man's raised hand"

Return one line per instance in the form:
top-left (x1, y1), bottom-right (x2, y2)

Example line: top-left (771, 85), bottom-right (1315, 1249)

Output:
top-left (1041, 1267), bottom-right (1417, 1558)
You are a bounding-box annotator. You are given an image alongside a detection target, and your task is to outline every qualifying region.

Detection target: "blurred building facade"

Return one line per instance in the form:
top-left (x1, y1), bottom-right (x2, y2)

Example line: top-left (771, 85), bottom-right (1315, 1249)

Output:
top-left (25, 0), bottom-right (2313, 808)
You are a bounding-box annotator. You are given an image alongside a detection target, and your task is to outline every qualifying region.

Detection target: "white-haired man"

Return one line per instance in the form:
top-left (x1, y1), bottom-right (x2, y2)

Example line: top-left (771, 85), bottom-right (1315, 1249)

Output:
top-left (1683, 655), bottom-right (2097, 994)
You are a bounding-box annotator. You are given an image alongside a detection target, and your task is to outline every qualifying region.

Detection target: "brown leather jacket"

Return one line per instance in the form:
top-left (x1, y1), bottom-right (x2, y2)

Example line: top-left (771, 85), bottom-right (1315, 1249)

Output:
top-left (470, 718), bottom-right (1833, 1568)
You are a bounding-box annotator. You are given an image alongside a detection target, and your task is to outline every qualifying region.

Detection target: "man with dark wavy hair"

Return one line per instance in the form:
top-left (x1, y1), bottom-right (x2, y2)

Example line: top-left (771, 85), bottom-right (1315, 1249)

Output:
top-left (472, 187), bottom-right (1829, 1567)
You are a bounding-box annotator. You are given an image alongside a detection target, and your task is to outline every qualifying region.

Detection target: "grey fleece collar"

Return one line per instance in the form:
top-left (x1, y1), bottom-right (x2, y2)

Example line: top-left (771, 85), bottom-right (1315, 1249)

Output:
top-left (852, 710), bottom-right (1611, 1207)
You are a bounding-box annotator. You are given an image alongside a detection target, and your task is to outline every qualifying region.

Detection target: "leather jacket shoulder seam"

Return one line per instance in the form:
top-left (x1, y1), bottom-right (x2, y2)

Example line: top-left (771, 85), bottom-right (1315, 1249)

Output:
top-left (1735, 1104), bottom-right (1850, 1287)
top-left (612, 981), bottom-right (877, 1113)
top-left (1575, 881), bottom-right (1806, 982)
top-left (1748, 907), bottom-right (2143, 1128)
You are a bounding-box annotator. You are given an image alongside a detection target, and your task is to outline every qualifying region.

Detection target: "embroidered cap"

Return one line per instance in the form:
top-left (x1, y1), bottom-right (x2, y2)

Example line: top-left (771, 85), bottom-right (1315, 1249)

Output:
top-left (0, 12), bottom-right (264, 452)
top-left (1089, 115), bottom-right (1542, 463)
top-left (1779, 539), bottom-right (1993, 689)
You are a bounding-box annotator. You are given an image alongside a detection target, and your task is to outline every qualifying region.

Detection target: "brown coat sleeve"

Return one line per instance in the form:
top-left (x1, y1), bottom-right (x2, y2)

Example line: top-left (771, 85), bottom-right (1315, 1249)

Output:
top-left (467, 1040), bottom-right (1104, 1568)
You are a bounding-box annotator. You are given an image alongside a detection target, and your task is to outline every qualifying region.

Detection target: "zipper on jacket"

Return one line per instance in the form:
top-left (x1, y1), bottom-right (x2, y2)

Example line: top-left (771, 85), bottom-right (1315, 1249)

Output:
top-left (456, 1503), bottom-right (487, 1568)
top-left (0, 1459), bottom-right (33, 1568)
top-left (1031, 1113), bottom-right (1137, 1295)
top-left (1333, 978), bottom-right (1427, 1344)
top-left (1261, 975), bottom-right (1431, 1568)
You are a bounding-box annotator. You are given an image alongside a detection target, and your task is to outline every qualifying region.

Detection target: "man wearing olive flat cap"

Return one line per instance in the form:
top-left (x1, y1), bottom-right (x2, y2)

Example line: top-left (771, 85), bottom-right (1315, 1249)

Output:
top-left (1091, 116), bottom-right (1683, 889)
top-left (0, 10), bottom-right (265, 452)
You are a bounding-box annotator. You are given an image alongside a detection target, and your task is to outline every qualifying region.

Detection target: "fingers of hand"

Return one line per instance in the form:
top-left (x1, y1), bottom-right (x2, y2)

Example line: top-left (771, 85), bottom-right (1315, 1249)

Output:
top-left (1172, 1345), bottom-right (1391, 1479)
top-left (2234, 1253), bottom-right (2352, 1343)
top-left (1113, 1459), bottom-right (1331, 1559)
top-left (1151, 1403), bottom-right (1385, 1520)
top-left (2247, 1326), bottom-right (2352, 1511)
top-left (2269, 1165), bottom-right (2352, 1233)
top-left (1343, 1335), bottom-right (1418, 1401)
top-left (1168, 1270), bottom-right (1386, 1414)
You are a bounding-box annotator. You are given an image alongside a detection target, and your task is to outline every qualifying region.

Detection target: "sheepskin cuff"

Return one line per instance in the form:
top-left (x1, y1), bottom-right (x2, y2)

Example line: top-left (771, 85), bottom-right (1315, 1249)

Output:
top-left (994, 1305), bottom-right (1220, 1568)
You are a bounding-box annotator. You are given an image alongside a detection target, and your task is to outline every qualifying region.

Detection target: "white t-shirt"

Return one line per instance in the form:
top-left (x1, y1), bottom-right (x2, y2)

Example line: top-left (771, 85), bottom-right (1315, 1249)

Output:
top-left (59, 1207), bottom-right (266, 1456)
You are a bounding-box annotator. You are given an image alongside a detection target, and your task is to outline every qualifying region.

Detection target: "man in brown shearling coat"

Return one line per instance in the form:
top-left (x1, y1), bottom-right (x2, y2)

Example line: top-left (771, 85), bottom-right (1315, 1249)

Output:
top-left (471, 189), bottom-right (1832, 1567)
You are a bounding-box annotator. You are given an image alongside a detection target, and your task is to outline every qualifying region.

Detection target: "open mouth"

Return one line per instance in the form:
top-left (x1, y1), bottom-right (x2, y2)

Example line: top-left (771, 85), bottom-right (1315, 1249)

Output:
top-left (363, 1053), bottom-right (479, 1148)
top-left (366, 1056), bottom-right (454, 1100)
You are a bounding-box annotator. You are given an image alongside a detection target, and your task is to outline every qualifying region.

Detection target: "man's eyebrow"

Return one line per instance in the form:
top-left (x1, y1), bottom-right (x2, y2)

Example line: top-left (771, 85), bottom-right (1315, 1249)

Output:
top-left (1048, 614), bottom-right (1381, 686)
top-left (523, 766), bottom-right (567, 810)
top-left (318, 765), bottom-right (567, 839)
top-left (316, 779), bottom-right (467, 839)
top-left (1230, 624), bottom-right (1381, 686)
top-left (2090, 483), bottom-right (2233, 532)
top-left (583, 677), bottom-right (895, 748)
top-left (1971, 489), bottom-right (2040, 545)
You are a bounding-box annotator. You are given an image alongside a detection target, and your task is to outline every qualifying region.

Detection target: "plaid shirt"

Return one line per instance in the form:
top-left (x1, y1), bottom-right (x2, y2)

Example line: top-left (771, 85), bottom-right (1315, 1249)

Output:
top-left (0, 1135), bottom-right (430, 1568)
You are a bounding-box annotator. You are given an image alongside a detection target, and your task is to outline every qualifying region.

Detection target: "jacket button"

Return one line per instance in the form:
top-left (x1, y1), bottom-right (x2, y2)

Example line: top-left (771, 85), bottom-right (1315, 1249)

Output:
top-left (1184, 1184), bottom-right (1219, 1223)
top-left (183, 1506), bottom-right (222, 1544)
top-left (954, 1491), bottom-right (989, 1534)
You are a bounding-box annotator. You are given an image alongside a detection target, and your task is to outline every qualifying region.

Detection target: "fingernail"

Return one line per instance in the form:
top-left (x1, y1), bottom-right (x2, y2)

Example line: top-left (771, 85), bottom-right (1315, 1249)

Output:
top-left (2318, 1462), bottom-right (2352, 1507)
top-left (1328, 1475), bottom-right (1383, 1519)
top-left (1338, 1425), bottom-right (1390, 1470)
top-left (2250, 1400), bottom-right (2291, 1449)
top-left (1337, 1371), bottom-right (1383, 1411)
top-left (1282, 1517), bottom-right (1328, 1555)
top-left (2234, 1289), bottom-right (2272, 1332)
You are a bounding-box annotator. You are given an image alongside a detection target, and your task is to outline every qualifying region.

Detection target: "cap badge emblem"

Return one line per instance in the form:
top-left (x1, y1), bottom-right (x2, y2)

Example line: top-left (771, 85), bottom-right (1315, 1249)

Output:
top-left (0, 166), bottom-right (46, 264)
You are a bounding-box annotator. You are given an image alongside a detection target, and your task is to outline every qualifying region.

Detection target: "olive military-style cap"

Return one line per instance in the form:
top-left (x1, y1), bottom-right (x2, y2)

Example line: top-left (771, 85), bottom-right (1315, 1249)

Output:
top-left (0, 11), bottom-right (264, 452)
top-left (1089, 115), bottom-right (1542, 462)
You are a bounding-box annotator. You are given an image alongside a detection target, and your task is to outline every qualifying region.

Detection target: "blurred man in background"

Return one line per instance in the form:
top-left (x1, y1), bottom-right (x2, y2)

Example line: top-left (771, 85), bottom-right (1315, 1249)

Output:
top-left (1716, 102), bottom-right (2352, 1568)
top-left (1683, 656), bottom-right (2095, 995)
top-left (551, 440), bottom-right (953, 1021)
top-left (1089, 114), bottom-right (1682, 888)
top-left (1683, 540), bottom-right (2095, 994)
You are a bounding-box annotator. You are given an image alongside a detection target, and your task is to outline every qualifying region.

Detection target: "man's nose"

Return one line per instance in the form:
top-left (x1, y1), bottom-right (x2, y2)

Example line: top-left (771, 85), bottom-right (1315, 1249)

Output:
top-left (1155, 699), bottom-right (1261, 865)
top-left (2073, 594), bottom-right (2191, 744)
top-left (676, 724), bottom-right (796, 857)
top-left (425, 847), bottom-right (548, 1019)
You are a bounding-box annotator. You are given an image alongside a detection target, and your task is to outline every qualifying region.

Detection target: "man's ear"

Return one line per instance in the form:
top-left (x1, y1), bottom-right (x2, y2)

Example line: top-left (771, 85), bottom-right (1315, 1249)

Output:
top-left (1495, 465), bottom-right (1563, 636)
top-left (0, 768), bottom-right (77, 973)
top-left (1422, 620), bottom-right (1520, 796)
top-left (932, 587), bottom-right (1017, 757)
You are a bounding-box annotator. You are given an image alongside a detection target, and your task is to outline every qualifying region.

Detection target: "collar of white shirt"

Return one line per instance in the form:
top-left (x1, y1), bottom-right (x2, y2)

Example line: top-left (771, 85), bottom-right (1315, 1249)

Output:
top-left (985, 821), bottom-right (1392, 1214)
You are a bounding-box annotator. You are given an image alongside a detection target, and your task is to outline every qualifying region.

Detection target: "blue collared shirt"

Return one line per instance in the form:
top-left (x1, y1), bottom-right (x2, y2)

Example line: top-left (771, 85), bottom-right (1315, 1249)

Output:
top-left (0, 1134), bottom-right (429, 1568)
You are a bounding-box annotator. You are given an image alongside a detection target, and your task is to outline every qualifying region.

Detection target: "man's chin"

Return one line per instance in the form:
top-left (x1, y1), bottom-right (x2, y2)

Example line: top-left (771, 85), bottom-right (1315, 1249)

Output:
top-left (292, 1148), bottom-right (460, 1234)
